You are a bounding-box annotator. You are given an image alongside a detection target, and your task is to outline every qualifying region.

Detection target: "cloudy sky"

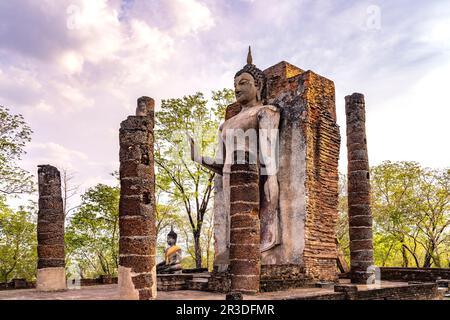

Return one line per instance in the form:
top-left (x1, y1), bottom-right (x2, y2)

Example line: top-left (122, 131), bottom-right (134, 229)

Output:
top-left (1, 0), bottom-right (449, 206)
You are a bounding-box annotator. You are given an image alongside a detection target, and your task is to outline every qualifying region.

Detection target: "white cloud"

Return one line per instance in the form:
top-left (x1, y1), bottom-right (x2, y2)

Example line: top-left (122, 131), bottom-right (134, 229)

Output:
top-left (35, 100), bottom-right (55, 114)
top-left (423, 20), bottom-right (450, 49)
top-left (56, 83), bottom-right (94, 108)
top-left (365, 61), bottom-right (450, 169)
top-left (69, 0), bottom-right (122, 64)
top-left (169, 0), bottom-right (215, 35)
top-left (81, 175), bottom-right (117, 191)
top-left (59, 51), bottom-right (85, 74)
top-left (119, 19), bottom-right (174, 85)
top-left (27, 142), bottom-right (88, 169)
top-left (0, 66), bottom-right (42, 92)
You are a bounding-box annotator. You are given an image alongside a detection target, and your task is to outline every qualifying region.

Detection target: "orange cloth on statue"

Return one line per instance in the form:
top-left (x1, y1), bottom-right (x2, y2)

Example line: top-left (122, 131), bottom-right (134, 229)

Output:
top-left (165, 245), bottom-right (181, 264)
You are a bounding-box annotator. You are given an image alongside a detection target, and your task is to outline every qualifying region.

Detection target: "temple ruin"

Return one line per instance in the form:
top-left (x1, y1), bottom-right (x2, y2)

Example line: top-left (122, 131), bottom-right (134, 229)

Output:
top-left (1, 52), bottom-right (445, 301)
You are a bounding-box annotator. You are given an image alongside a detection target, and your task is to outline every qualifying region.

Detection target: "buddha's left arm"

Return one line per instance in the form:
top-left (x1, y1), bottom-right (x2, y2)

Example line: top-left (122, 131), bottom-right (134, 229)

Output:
top-left (258, 106), bottom-right (280, 206)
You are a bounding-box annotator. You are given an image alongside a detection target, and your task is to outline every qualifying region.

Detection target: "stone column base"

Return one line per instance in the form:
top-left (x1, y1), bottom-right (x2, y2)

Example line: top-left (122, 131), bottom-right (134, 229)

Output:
top-left (36, 267), bottom-right (66, 291)
top-left (118, 266), bottom-right (157, 300)
top-left (118, 266), bottom-right (139, 300)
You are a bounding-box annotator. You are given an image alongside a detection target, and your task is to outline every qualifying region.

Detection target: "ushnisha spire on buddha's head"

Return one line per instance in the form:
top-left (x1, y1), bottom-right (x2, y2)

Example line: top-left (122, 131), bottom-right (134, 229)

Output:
top-left (235, 46), bottom-right (267, 101)
top-left (247, 45), bottom-right (253, 64)
top-left (168, 225), bottom-right (178, 241)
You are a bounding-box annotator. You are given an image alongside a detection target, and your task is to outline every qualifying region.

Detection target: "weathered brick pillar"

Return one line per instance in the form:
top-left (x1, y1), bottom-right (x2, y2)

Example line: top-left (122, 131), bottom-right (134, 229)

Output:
top-left (36, 165), bottom-right (66, 291)
top-left (345, 93), bottom-right (374, 284)
top-left (118, 96), bottom-right (156, 300)
top-left (229, 151), bottom-right (260, 295)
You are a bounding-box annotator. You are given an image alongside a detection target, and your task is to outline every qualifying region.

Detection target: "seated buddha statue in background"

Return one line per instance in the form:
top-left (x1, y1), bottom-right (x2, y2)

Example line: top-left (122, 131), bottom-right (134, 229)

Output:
top-left (157, 227), bottom-right (182, 274)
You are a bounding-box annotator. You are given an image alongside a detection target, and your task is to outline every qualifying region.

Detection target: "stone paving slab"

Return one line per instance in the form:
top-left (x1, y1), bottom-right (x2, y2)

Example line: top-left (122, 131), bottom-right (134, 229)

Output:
top-left (0, 280), bottom-right (422, 300)
top-left (0, 285), bottom-right (333, 300)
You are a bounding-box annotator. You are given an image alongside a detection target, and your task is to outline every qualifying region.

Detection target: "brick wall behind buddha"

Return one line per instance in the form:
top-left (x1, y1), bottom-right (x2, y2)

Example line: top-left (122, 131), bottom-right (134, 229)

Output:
top-left (263, 62), bottom-right (340, 281)
top-left (300, 71), bottom-right (340, 281)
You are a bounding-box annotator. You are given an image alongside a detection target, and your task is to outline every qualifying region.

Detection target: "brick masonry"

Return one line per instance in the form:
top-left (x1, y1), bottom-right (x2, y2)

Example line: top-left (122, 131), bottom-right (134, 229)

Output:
top-left (229, 152), bottom-right (261, 294)
top-left (296, 70), bottom-right (340, 282)
top-left (208, 271), bottom-right (231, 293)
top-left (264, 62), bottom-right (341, 281)
top-left (154, 273), bottom-right (443, 300)
top-left (334, 283), bottom-right (440, 300)
top-left (118, 96), bottom-right (157, 300)
top-left (380, 267), bottom-right (450, 282)
top-left (345, 93), bottom-right (374, 284)
top-left (157, 274), bottom-right (193, 291)
top-left (260, 264), bottom-right (311, 292)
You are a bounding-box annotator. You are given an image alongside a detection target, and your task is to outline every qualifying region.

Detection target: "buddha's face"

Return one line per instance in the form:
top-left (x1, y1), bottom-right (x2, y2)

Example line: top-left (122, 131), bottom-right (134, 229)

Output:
top-left (167, 236), bottom-right (176, 246)
top-left (234, 72), bottom-right (258, 105)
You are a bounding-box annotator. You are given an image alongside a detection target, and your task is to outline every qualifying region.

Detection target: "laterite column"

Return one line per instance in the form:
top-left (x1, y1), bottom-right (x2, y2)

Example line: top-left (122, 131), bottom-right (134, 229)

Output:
top-left (36, 165), bottom-right (66, 291)
top-left (228, 151), bottom-right (261, 296)
top-left (345, 93), bottom-right (374, 284)
top-left (118, 96), bottom-right (156, 300)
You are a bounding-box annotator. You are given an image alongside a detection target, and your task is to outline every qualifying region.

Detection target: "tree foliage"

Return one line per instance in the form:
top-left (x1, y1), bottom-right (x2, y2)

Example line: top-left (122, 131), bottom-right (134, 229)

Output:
top-left (155, 89), bottom-right (234, 268)
top-left (371, 161), bottom-right (450, 267)
top-left (0, 106), bottom-right (34, 195)
top-left (0, 198), bottom-right (37, 283)
top-left (337, 161), bottom-right (450, 268)
top-left (65, 184), bottom-right (119, 278)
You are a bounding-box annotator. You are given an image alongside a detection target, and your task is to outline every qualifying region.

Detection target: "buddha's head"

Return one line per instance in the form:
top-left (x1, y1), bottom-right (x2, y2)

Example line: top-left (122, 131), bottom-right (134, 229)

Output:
top-left (234, 46), bottom-right (266, 105)
top-left (167, 227), bottom-right (178, 246)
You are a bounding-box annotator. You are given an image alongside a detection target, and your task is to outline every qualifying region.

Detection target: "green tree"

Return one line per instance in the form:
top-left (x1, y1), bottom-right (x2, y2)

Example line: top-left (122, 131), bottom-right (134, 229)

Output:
top-left (0, 198), bottom-right (37, 284)
top-left (337, 161), bottom-right (449, 269)
top-left (155, 89), bottom-right (234, 268)
top-left (371, 161), bottom-right (422, 267)
top-left (336, 173), bottom-right (350, 272)
top-left (155, 172), bottom-right (184, 240)
top-left (65, 184), bottom-right (119, 278)
top-left (0, 106), bottom-right (34, 195)
top-left (200, 206), bottom-right (215, 270)
top-left (411, 167), bottom-right (450, 267)
top-left (371, 161), bottom-right (450, 267)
